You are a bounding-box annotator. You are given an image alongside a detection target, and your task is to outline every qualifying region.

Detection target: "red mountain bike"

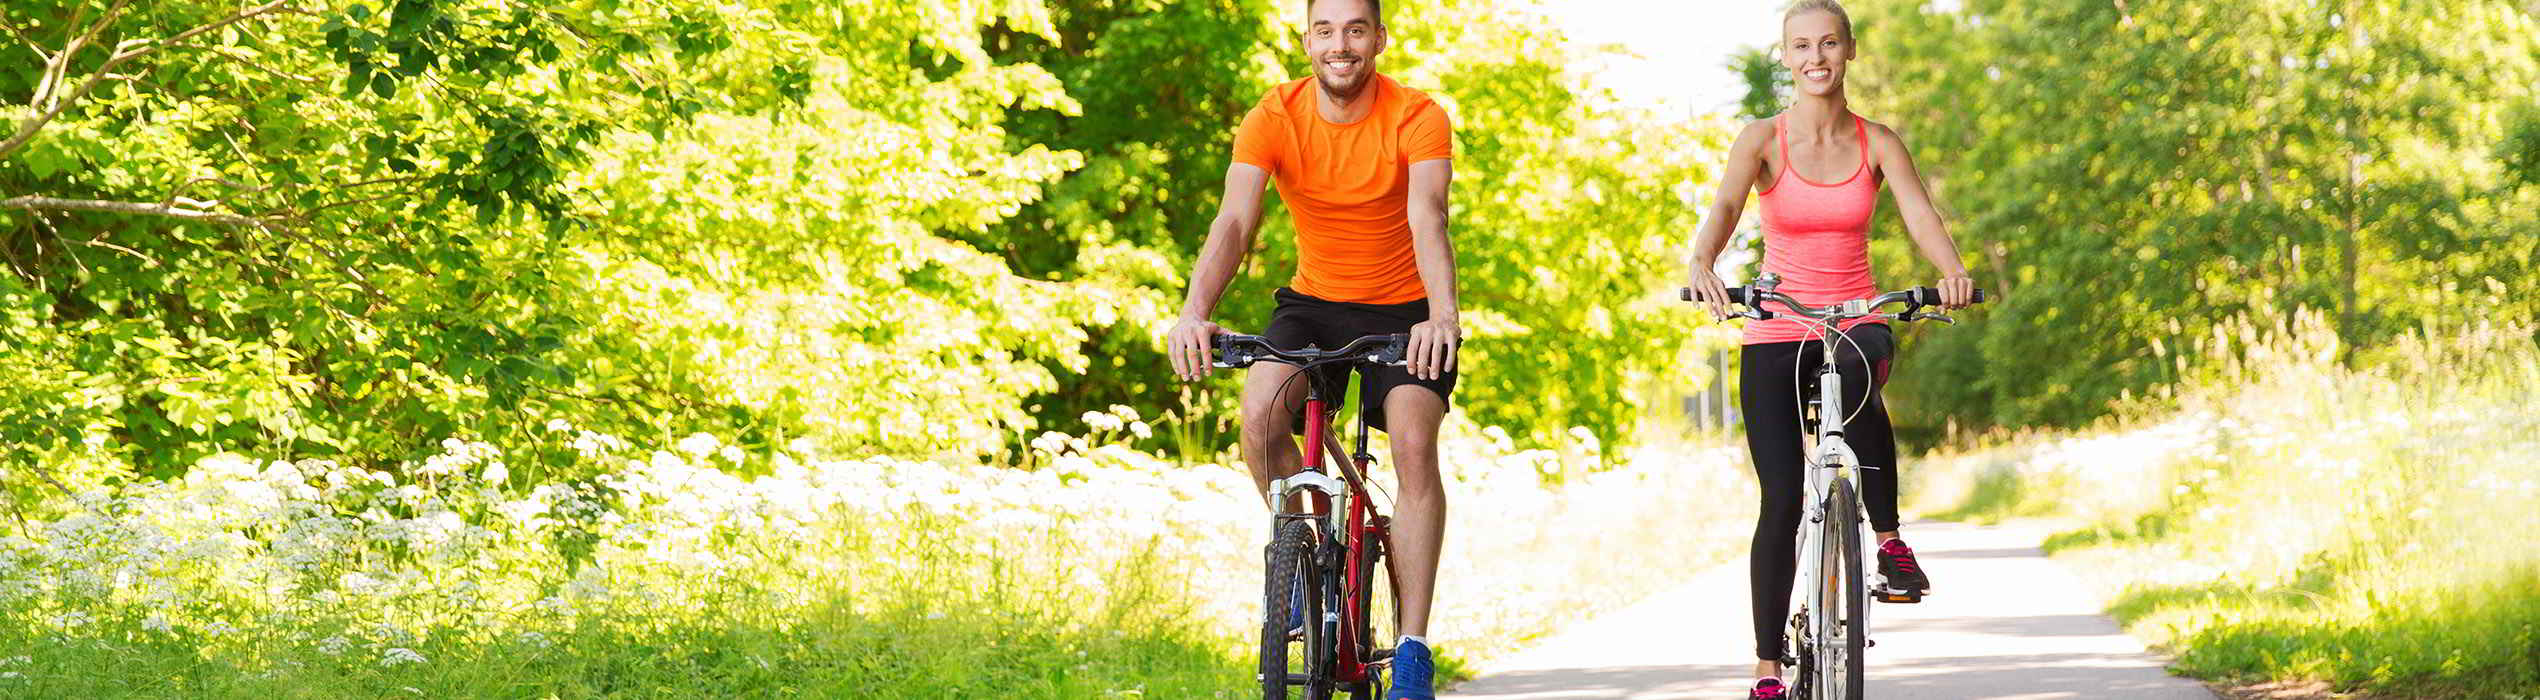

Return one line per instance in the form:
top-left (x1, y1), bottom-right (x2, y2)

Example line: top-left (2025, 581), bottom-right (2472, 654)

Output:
top-left (1214, 332), bottom-right (1408, 700)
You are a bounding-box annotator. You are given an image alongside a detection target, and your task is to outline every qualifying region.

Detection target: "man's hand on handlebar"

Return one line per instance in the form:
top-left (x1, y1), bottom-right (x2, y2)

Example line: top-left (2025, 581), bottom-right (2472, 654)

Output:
top-left (1167, 316), bottom-right (1225, 381)
top-left (1406, 316), bottom-right (1460, 381)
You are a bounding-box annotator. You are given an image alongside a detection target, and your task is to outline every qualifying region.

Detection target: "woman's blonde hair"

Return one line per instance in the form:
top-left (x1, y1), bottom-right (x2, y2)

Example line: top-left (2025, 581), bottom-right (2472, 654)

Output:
top-left (1784, 0), bottom-right (1854, 39)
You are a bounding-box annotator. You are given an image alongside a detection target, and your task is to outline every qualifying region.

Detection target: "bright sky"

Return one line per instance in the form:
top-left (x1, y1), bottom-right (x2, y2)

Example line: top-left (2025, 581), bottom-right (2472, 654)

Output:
top-left (1536, 0), bottom-right (1788, 117)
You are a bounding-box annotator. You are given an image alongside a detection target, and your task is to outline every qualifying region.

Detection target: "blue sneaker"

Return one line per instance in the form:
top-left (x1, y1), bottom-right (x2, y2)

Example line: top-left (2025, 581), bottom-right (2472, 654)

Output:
top-left (1286, 580), bottom-right (1304, 636)
top-left (1388, 638), bottom-right (1435, 700)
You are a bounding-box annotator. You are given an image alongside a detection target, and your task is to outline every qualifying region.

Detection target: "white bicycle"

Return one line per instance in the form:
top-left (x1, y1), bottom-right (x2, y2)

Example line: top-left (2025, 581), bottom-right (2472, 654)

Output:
top-left (1683, 273), bottom-right (1985, 700)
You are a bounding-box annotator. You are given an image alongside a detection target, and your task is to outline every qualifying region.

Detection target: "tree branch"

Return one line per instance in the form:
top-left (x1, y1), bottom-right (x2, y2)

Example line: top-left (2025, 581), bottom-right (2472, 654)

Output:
top-left (32, 0), bottom-right (131, 112)
top-left (1, 1), bottom-right (296, 161)
top-left (2, 194), bottom-right (262, 226)
top-left (166, 43), bottom-right (318, 84)
top-left (0, 16), bottom-right (53, 64)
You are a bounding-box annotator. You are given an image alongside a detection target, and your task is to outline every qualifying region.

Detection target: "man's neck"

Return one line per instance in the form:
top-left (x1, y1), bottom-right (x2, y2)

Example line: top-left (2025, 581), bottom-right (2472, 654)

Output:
top-left (1315, 77), bottom-right (1379, 125)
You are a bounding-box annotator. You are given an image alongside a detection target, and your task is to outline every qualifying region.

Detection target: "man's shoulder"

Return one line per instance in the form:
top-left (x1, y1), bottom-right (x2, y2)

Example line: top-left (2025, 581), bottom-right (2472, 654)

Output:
top-left (1251, 77), bottom-right (1316, 121)
top-left (1386, 78), bottom-right (1442, 111)
top-left (1382, 76), bottom-right (1450, 123)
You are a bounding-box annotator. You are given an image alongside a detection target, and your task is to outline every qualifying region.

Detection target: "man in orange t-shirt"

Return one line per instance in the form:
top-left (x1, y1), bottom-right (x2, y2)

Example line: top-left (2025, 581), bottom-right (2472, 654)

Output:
top-left (1162, 0), bottom-right (1458, 695)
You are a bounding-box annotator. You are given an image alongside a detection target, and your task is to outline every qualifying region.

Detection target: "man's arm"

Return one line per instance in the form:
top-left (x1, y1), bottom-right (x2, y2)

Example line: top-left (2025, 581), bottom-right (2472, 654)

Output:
top-left (1168, 162), bottom-right (1273, 380)
top-left (1405, 158), bottom-right (1458, 380)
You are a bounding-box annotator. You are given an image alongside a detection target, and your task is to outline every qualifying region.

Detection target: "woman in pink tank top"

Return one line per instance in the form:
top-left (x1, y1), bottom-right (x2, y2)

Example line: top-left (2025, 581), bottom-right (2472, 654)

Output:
top-left (1678, 2), bottom-right (1979, 696)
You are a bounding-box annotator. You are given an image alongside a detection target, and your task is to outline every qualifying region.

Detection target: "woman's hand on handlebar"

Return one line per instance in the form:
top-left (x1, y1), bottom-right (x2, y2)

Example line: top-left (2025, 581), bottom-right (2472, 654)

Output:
top-left (1936, 275), bottom-right (1976, 310)
top-left (1687, 263), bottom-right (1735, 321)
top-left (1166, 316), bottom-right (1225, 381)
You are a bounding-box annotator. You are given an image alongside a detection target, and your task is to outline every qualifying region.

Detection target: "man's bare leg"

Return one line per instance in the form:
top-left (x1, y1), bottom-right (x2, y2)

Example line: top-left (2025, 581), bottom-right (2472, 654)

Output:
top-left (1380, 385), bottom-right (1448, 638)
top-left (1239, 362), bottom-right (1312, 507)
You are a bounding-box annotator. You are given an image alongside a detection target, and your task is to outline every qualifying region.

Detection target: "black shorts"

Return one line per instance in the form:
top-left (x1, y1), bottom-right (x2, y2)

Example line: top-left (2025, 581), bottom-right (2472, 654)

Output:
top-left (1261, 287), bottom-right (1458, 434)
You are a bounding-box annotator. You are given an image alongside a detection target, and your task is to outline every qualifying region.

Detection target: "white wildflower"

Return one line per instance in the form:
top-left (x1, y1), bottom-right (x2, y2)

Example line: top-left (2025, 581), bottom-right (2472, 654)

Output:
top-left (534, 595), bottom-right (574, 616)
top-left (677, 432), bottom-right (720, 457)
top-left (545, 418), bottom-right (572, 432)
top-left (318, 636), bottom-right (353, 656)
top-left (142, 614), bottom-right (171, 633)
top-left (496, 498), bottom-right (551, 527)
top-left (379, 647), bottom-right (426, 666)
top-left (1030, 431), bottom-right (1068, 454)
top-left (52, 611), bottom-right (90, 628)
top-left (516, 631), bottom-right (553, 649)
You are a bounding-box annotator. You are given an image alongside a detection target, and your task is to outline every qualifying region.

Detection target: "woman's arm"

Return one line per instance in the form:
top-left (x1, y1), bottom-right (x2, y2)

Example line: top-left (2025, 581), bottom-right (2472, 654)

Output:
top-left (1867, 122), bottom-right (1976, 308)
top-left (1696, 119), bottom-right (1778, 317)
top-left (1685, 119), bottom-right (1775, 319)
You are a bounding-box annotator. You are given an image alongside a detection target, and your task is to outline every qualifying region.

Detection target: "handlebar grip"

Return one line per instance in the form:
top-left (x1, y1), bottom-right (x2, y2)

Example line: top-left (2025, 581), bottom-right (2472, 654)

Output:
top-left (1678, 287), bottom-right (1756, 305)
top-left (1909, 287), bottom-right (1990, 306)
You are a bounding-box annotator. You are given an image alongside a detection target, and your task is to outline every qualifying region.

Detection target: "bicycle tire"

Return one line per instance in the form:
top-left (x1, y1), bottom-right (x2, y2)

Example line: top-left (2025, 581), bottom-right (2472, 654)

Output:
top-left (1264, 519), bottom-right (1321, 700)
top-left (1344, 521), bottom-right (1396, 699)
top-left (1814, 479), bottom-right (1869, 700)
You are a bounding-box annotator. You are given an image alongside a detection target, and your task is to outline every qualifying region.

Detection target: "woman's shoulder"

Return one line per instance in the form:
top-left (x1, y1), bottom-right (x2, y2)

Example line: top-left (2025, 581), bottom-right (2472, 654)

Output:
top-left (1856, 116), bottom-right (1907, 150)
top-left (1733, 117), bottom-right (1778, 153)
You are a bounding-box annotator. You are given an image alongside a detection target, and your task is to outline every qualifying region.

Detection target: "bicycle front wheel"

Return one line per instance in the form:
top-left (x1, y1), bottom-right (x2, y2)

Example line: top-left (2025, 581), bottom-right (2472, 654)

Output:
top-left (1344, 518), bottom-right (1397, 700)
top-left (1812, 479), bottom-right (1869, 700)
top-left (1263, 519), bottom-right (1323, 700)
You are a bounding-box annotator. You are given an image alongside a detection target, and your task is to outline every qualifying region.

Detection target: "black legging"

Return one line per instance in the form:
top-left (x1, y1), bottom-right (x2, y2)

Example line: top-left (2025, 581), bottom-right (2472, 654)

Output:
top-left (1740, 323), bottom-right (1900, 661)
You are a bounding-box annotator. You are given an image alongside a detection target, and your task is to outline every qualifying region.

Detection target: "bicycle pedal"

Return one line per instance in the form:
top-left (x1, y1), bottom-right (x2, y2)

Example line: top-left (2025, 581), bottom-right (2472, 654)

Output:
top-left (1873, 588), bottom-right (1924, 604)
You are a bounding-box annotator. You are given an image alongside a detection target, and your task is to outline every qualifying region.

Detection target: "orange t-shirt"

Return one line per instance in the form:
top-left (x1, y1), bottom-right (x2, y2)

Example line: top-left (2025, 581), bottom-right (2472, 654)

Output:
top-left (1232, 73), bottom-right (1453, 305)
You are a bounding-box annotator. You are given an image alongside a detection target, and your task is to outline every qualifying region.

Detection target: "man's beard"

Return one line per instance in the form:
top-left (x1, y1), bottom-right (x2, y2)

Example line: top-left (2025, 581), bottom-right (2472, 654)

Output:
top-left (1317, 64), bottom-right (1371, 102)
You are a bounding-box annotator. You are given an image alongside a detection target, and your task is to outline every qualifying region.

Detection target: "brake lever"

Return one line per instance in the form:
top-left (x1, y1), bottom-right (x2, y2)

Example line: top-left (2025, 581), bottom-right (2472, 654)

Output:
top-left (1211, 337), bottom-right (1249, 368)
top-left (1373, 336), bottom-right (1410, 367)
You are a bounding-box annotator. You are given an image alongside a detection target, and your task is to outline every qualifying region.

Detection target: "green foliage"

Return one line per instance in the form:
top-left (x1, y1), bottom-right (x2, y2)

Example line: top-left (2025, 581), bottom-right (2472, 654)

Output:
top-left (980, 0), bottom-right (1288, 444)
top-left (1907, 315), bottom-right (2540, 695)
top-left (0, 0), bottom-right (1102, 481)
top-left (1729, 45), bottom-right (1788, 122)
top-left (1, 0), bottom-right (1725, 485)
top-left (1844, 0), bottom-right (2540, 431)
top-left (1374, 0), bottom-right (1721, 446)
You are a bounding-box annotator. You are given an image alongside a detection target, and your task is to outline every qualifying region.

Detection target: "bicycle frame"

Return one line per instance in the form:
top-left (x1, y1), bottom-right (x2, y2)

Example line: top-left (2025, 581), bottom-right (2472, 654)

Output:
top-left (1266, 377), bottom-right (1394, 687)
top-left (1789, 335), bottom-right (1874, 690)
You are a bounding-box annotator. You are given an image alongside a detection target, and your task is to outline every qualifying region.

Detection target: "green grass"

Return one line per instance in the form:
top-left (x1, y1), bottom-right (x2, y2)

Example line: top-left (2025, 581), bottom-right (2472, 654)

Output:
top-left (0, 412), bottom-right (1742, 697)
top-left (1905, 314), bottom-right (2540, 698)
top-left (0, 599), bottom-right (1239, 698)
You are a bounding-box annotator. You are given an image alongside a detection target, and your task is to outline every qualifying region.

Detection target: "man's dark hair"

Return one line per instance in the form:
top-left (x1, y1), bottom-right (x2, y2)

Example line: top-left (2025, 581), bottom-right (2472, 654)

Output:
top-left (1308, 0), bottom-right (1385, 26)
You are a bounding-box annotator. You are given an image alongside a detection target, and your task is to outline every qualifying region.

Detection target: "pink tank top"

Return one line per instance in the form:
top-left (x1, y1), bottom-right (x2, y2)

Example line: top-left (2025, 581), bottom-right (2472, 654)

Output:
top-left (1744, 113), bottom-right (1883, 345)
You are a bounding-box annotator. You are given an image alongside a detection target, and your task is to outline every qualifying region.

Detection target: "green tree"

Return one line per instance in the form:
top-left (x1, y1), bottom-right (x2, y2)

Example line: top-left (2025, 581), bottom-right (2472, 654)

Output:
top-left (1845, 0), bottom-right (2539, 430)
top-left (0, 0), bottom-right (1100, 495)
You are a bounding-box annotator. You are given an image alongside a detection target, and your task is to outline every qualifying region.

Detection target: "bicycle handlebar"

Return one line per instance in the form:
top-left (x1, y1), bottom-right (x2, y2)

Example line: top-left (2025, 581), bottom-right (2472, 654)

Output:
top-left (1677, 285), bottom-right (1988, 323)
top-left (1212, 333), bottom-right (1410, 369)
